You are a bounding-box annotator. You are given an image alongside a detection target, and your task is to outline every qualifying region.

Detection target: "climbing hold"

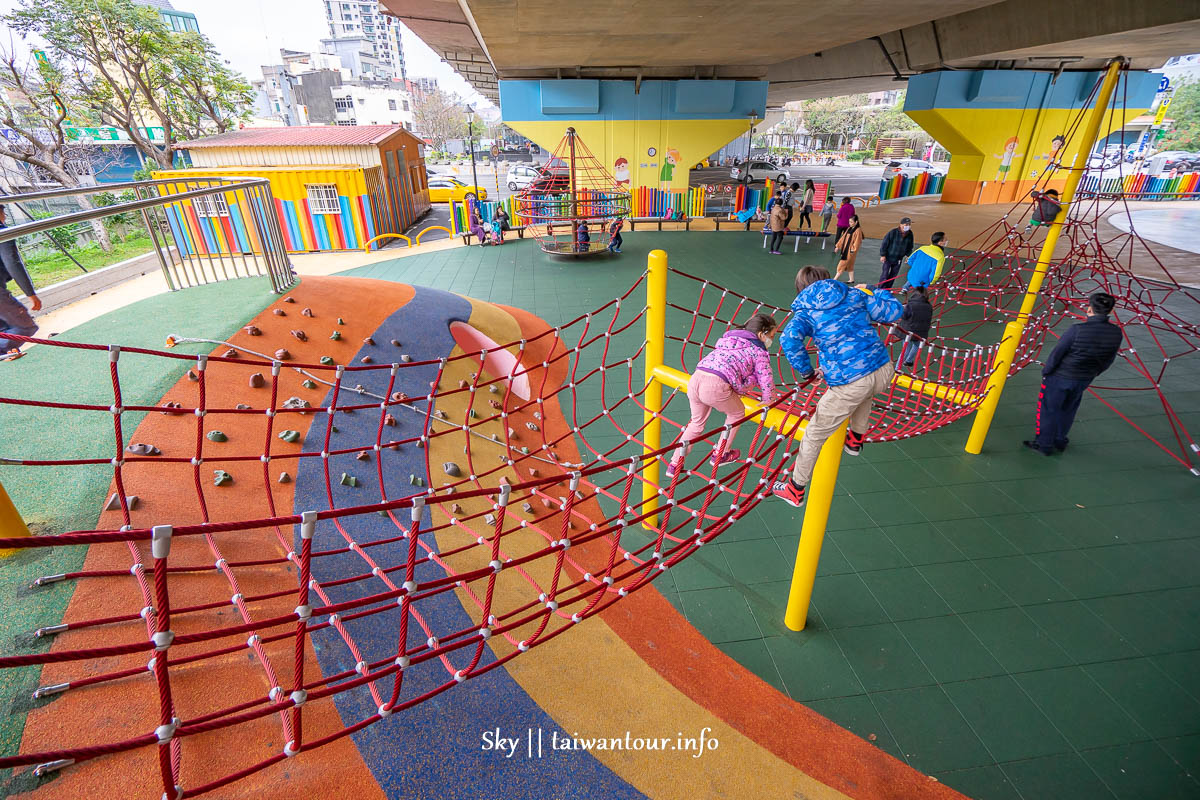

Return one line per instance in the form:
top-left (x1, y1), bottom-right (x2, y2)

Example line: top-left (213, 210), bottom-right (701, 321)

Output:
top-left (415, 439), bottom-right (424, 449)
top-left (468, 409), bottom-right (478, 419)
top-left (522, 502), bottom-right (534, 514)
top-left (363, 337), bottom-right (375, 346)
top-left (213, 470), bottom-right (233, 486)
top-left (249, 373), bottom-right (265, 388)
top-left (223, 348), bottom-right (239, 358)
top-left (471, 372), bottom-right (478, 380)
top-left (342, 406), bottom-right (354, 414)
top-left (488, 385), bottom-right (499, 394)
top-left (361, 356), bottom-right (373, 364)
top-left (450, 503), bottom-right (462, 515)
top-left (302, 307), bottom-right (314, 317)
top-left (575, 490), bottom-right (584, 500)
top-left (520, 446), bottom-right (529, 454)
top-left (434, 409), bottom-right (447, 420)
top-left (415, 476), bottom-right (425, 487)
top-left (508, 427), bottom-right (516, 437)
top-left (458, 379), bottom-right (468, 389)
top-left (331, 425), bottom-right (339, 432)
top-left (391, 391), bottom-right (409, 403)
top-left (337, 318), bottom-right (345, 325)
top-left (356, 451), bottom-right (371, 461)
top-left (161, 402), bottom-right (184, 415)
top-left (340, 473), bottom-right (359, 488)
top-left (320, 356), bottom-right (335, 365)
top-left (273, 309), bottom-right (286, 316)
top-left (499, 476), bottom-right (511, 486)
top-left (408, 474), bottom-right (417, 486)
top-left (490, 433), bottom-right (500, 442)
top-left (302, 379), bottom-right (317, 389)
top-left (278, 472), bottom-right (291, 484)
top-left (283, 296), bottom-right (295, 304)
top-left (533, 411), bottom-right (542, 420)
top-left (291, 330), bottom-right (307, 342)
top-left (384, 414), bottom-right (397, 426)
top-left (526, 422), bottom-right (540, 432)
top-left (235, 403), bottom-right (251, 410)
top-left (207, 431), bottom-right (228, 442)
top-left (541, 498), bottom-right (553, 508)
top-left (400, 354), bottom-right (412, 363)
top-left (186, 369), bottom-right (199, 381)
top-left (244, 325), bottom-right (261, 336)
top-left (282, 397), bottom-right (311, 410)
top-left (443, 462), bottom-right (462, 477)
top-left (529, 468), bottom-right (539, 477)
top-left (484, 513), bottom-right (496, 525)
top-left (126, 443), bottom-right (161, 456)
top-left (105, 493), bottom-right (139, 511)
top-left (329, 331), bottom-right (341, 341)
top-left (489, 399), bottom-right (502, 409)
top-left (430, 380), bottom-right (439, 390)
top-left (390, 339), bottom-right (401, 347)
top-left (274, 349), bottom-right (291, 361)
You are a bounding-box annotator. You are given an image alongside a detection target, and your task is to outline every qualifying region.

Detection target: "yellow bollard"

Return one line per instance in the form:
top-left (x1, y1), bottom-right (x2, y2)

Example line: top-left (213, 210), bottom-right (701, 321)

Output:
top-left (0, 479), bottom-right (32, 557)
top-left (783, 419), bottom-right (849, 631)
top-left (965, 59), bottom-right (1125, 454)
top-left (640, 250), bottom-right (669, 530)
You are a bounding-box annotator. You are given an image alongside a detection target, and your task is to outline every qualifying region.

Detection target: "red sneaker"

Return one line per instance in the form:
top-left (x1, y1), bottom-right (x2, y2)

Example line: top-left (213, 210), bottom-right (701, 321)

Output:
top-left (771, 478), bottom-right (806, 508)
top-left (844, 429), bottom-right (865, 456)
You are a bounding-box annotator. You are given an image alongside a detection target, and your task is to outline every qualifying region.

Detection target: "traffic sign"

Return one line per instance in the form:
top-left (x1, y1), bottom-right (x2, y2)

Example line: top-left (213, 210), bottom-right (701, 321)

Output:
top-left (1158, 75), bottom-right (1170, 93)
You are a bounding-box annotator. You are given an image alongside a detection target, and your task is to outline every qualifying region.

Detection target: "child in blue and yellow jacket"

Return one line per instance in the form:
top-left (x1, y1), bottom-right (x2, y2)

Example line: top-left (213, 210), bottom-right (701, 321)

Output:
top-left (902, 232), bottom-right (949, 291)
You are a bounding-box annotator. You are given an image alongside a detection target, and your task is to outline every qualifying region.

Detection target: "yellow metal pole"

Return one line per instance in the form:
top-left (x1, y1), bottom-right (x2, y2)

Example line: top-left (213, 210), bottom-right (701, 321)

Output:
top-left (783, 419), bottom-right (849, 631)
top-left (965, 59), bottom-right (1125, 455)
top-left (641, 250), bottom-right (669, 530)
top-left (0, 479), bottom-right (32, 557)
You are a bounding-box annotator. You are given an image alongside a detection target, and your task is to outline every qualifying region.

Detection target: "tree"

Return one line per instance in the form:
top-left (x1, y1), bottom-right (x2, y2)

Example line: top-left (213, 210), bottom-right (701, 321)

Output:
top-left (1156, 79), bottom-right (1200, 152)
top-left (0, 47), bottom-right (114, 251)
top-left (5, 0), bottom-right (252, 169)
top-left (798, 92), bottom-right (927, 148)
top-left (412, 89), bottom-right (467, 152)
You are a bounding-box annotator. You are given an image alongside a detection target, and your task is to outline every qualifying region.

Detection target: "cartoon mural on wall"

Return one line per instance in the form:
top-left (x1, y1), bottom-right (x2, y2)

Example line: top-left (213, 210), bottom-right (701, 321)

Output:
top-left (994, 136), bottom-right (1023, 183)
top-left (613, 157), bottom-right (631, 186)
top-left (659, 149), bottom-right (680, 186)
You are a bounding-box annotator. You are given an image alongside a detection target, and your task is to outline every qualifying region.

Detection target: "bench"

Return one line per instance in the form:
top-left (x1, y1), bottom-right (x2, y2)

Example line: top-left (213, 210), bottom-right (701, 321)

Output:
top-left (714, 216), bottom-right (758, 231)
top-left (761, 229), bottom-right (834, 252)
top-left (460, 223), bottom-right (531, 245)
top-left (627, 216), bottom-right (692, 231)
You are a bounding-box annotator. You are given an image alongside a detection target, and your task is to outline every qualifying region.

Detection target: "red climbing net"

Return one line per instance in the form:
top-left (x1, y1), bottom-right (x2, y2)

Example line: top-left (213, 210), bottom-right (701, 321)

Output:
top-left (0, 71), bottom-right (1197, 800)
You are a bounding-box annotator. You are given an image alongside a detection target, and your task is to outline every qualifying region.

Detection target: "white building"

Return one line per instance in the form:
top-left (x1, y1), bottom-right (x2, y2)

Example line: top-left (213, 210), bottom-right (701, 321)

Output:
top-left (323, 0), bottom-right (406, 81)
top-left (331, 84), bottom-right (415, 130)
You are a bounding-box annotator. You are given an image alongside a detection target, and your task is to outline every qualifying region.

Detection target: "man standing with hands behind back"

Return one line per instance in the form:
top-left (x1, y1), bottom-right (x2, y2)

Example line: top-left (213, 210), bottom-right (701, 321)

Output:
top-left (877, 216), bottom-right (915, 290)
top-left (0, 204), bottom-right (41, 359)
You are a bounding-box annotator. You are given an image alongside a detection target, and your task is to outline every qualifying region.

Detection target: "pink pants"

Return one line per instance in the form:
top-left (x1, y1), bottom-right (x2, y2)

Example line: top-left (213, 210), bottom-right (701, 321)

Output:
top-left (676, 371), bottom-right (746, 459)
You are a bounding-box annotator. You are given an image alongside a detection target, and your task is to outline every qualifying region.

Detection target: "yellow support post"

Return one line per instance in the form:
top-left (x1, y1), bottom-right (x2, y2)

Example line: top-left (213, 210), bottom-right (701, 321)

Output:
top-left (783, 419), bottom-right (849, 631)
top-left (965, 59), bottom-right (1126, 455)
top-left (641, 250), bottom-right (669, 530)
top-left (0, 479), bottom-right (32, 557)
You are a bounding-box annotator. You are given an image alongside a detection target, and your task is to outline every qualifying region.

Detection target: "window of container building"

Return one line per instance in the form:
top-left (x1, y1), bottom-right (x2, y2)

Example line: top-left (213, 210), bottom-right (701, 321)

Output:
top-left (193, 194), bottom-right (230, 218)
top-left (306, 185), bottom-right (341, 215)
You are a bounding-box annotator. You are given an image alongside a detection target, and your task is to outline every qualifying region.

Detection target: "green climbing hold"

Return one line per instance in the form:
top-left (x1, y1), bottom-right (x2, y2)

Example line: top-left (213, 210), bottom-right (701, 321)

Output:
top-left (213, 470), bottom-right (233, 486)
top-left (302, 379), bottom-right (317, 389)
top-left (468, 408), bottom-right (478, 419)
top-left (207, 431), bottom-right (228, 442)
top-left (330, 331), bottom-right (341, 341)
top-left (340, 472), bottom-right (359, 487)
top-left (320, 356), bottom-right (335, 365)
top-left (278, 430), bottom-right (301, 443)
top-left (337, 318), bottom-right (345, 325)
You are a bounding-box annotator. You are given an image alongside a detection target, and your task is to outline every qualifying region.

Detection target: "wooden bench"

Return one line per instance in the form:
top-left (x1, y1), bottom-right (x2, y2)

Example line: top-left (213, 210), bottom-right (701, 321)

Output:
top-left (626, 216), bottom-right (692, 231)
top-left (713, 216), bottom-right (758, 231)
top-left (761, 229), bottom-right (834, 252)
top-left (460, 223), bottom-right (531, 245)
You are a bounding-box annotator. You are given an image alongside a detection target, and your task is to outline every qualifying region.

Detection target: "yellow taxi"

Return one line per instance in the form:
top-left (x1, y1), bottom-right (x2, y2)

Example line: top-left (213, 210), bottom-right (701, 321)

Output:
top-left (427, 176), bottom-right (488, 203)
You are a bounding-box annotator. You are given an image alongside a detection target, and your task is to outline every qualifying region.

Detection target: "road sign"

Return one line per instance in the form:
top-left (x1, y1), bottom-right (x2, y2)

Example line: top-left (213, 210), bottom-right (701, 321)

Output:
top-left (1158, 75), bottom-right (1170, 93)
top-left (1153, 93), bottom-right (1173, 127)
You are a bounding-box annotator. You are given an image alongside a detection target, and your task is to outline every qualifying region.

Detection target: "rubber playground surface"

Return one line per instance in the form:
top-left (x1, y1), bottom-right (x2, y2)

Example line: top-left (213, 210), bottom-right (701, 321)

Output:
top-left (1, 231), bottom-right (1198, 800)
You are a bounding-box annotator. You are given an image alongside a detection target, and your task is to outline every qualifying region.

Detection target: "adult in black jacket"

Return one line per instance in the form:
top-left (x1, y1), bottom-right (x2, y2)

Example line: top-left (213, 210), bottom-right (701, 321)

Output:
top-left (1024, 292), bottom-right (1123, 455)
top-left (0, 204), bottom-right (41, 357)
top-left (877, 217), bottom-right (914, 289)
top-left (897, 286), bottom-right (932, 367)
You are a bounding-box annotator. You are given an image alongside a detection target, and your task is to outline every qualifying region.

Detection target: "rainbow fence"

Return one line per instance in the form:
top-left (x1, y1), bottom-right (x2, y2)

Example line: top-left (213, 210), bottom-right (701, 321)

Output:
top-left (878, 171), bottom-right (945, 200)
top-left (1079, 171), bottom-right (1200, 199)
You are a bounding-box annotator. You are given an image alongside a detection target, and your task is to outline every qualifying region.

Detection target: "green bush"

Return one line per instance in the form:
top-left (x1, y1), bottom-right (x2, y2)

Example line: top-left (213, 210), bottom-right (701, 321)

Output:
top-left (26, 210), bottom-right (77, 251)
top-left (846, 150), bottom-right (870, 162)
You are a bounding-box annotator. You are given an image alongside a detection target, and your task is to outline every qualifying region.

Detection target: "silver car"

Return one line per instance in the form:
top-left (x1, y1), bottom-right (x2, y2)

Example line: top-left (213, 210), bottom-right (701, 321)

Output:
top-left (731, 160), bottom-right (788, 185)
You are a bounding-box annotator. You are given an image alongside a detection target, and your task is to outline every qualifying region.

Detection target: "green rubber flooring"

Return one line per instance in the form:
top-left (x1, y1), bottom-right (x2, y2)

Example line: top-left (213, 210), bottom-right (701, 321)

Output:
top-left (2, 231), bottom-right (1197, 800)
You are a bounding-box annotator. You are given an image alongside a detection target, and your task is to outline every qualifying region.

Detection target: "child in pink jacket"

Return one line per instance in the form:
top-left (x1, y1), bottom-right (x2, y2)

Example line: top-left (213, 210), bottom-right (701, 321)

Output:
top-left (667, 313), bottom-right (777, 476)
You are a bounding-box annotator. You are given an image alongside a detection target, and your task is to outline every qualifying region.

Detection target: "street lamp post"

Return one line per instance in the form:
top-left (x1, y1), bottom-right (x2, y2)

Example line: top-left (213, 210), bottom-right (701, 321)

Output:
top-left (465, 104), bottom-right (480, 205)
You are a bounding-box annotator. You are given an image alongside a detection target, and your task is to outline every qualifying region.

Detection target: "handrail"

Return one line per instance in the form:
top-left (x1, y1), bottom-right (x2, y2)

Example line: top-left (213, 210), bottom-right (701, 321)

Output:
top-left (414, 226), bottom-right (452, 245)
top-left (362, 233), bottom-right (413, 252)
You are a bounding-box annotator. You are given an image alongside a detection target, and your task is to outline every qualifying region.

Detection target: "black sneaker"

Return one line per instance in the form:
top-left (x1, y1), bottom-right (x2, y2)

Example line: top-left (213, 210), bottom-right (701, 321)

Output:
top-left (1022, 439), bottom-right (1053, 456)
top-left (844, 429), bottom-right (865, 456)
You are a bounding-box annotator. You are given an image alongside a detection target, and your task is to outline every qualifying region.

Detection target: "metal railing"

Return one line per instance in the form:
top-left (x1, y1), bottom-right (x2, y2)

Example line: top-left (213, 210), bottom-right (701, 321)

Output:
top-left (0, 177), bottom-right (297, 294)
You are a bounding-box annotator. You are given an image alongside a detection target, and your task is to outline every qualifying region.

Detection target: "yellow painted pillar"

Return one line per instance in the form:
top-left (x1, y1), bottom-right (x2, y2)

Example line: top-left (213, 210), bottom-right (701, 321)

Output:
top-left (641, 250), bottom-right (669, 530)
top-left (783, 419), bottom-right (849, 631)
top-left (965, 60), bottom-right (1125, 455)
top-left (0, 479), bottom-right (32, 556)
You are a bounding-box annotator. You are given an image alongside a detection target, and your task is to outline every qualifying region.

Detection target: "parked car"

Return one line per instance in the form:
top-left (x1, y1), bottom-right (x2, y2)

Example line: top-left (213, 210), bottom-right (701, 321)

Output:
top-left (427, 176), bottom-right (487, 204)
top-left (528, 167), bottom-right (570, 193)
top-left (1154, 151), bottom-right (1200, 172)
top-left (884, 159), bottom-right (946, 179)
top-left (506, 164), bottom-right (541, 191)
top-left (731, 160), bottom-right (788, 185)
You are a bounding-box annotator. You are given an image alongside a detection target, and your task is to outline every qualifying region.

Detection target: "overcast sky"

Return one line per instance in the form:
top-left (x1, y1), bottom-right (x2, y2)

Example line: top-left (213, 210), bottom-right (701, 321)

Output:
top-left (0, 0), bottom-right (495, 110)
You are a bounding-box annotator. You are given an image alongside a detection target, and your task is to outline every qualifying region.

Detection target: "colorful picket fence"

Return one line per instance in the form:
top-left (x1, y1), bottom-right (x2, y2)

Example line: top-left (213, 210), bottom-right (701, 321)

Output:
top-left (878, 171), bottom-right (945, 200)
top-left (1079, 171), bottom-right (1200, 199)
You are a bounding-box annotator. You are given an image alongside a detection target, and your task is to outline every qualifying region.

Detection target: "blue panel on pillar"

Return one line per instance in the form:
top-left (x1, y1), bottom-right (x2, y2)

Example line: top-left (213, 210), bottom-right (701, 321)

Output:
top-left (674, 80), bottom-right (735, 113)
top-left (539, 80), bottom-right (600, 114)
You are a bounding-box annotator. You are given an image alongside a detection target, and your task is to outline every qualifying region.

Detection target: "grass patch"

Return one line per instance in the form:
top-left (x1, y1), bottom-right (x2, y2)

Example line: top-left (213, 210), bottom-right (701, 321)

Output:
top-left (21, 234), bottom-right (153, 293)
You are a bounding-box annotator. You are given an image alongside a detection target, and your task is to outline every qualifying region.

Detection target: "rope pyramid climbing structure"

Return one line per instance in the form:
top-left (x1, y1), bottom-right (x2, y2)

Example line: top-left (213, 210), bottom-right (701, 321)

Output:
top-left (0, 62), bottom-right (1196, 800)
